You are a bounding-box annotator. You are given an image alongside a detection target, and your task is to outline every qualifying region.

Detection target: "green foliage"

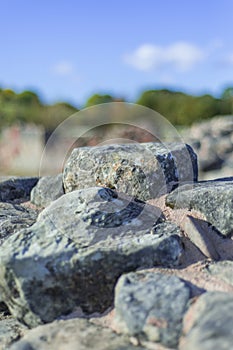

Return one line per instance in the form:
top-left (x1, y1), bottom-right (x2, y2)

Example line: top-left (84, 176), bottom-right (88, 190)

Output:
top-left (0, 89), bottom-right (78, 130)
top-left (0, 86), bottom-right (233, 130)
top-left (16, 90), bottom-right (41, 105)
top-left (85, 94), bottom-right (115, 108)
top-left (136, 89), bottom-right (226, 125)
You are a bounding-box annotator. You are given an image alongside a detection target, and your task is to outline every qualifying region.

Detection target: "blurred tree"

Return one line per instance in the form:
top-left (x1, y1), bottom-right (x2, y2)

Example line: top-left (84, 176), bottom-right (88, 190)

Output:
top-left (85, 94), bottom-right (115, 107)
top-left (221, 87), bottom-right (233, 114)
top-left (137, 89), bottom-right (221, 125)
top-left (16, 90), bottom-right (41, 106)
top-left (38, 102), bottom-right (78, 130)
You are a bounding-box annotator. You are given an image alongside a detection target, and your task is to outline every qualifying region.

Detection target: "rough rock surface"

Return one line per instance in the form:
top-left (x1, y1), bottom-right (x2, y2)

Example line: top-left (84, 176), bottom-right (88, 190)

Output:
top-left (0, 316), bottom-right (27, 350)
top-left (0, 187), bottom-right (183, 328)
top-left (1, 139), bottom-right (233, 349)
top-left (166, 180), bottom-right (233, 237)
top-left (180, 292), bottom-right (233, 350)
top-left (0, 177), bottom-right (38, 203)
top-left (0, 202), bottom-right (38, 244)
top-left (9, 318), bottom-right (146, 350)
top-left (114, 271), bottom-right (191, 348)
top-left (205, 260), bottom-right (233, 286)
top-left (182, 115), bottom-right (233, 179)
top-left (30, 174), bottom-right (64, 207)
top-left (63, 142), bottom-right (198, 200)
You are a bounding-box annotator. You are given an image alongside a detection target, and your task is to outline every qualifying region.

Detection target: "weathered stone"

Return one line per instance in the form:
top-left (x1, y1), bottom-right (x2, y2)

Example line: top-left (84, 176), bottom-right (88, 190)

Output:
top-left (205, 261), bottom-right (233, 286)
top-left (30, 174), bottom-right (64, 207)
top-left (166, 180), bottom-right (233, 237)
top-left (182, 115), bottom-right (233, 179)
top-left (63, 142), bottom-right (198, 201)
top-left (0, 187), bottom-right (183, 328)
top-left (0, 177), bottom-right (38, 203)
top-left (0, 316), bottom-right (27, 349)
top-left (114, 271), bottom-right (191, 348)
top-left (9, 318), bottom-right (145, 350)
top-left (0, 202), bottom-right (38, 244)
top-left (180, 292), bottom-right (233, 350)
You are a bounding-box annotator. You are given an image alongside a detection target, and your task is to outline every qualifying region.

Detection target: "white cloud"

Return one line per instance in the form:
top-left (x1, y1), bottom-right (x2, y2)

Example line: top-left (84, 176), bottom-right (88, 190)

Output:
top-left (52, 61), bottom-right (74, 76)
top-left (123, 42), bottom-right (205, 72)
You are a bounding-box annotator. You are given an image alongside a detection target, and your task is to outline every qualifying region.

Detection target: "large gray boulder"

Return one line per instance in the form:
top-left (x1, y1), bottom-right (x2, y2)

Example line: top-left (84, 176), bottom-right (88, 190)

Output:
top-left (114, 271), bottom-right (191, 348)
top-left (181, 292), bottom-right (233, 350)
top-left (63, 142), bottom-right (198, 201)
top-left (9, 318), bottom-right (146, 350)
top-left (166, 180), bottom-right (233, 237)
top-left (30, 174), bottom-right (64, 207)
top-left (0, 187), bottom-right (183, 328)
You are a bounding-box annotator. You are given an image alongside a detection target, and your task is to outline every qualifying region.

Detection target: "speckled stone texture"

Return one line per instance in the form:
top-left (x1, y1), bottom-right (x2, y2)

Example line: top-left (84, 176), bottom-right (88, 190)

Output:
top-left (166, 180), bottom-right (233, 237)
top-left (0, 187), bottom-right (183, 328)
top-left (114, 271), bottom-right (191, 348)
top-left (0, 202), bottom-right (38, 244)
top-left (63, 142), bottom-right (198, 201)
top-left (180, 292), bottom-right (233, 350)
top-left (0, 316), bottom-right (27, 349)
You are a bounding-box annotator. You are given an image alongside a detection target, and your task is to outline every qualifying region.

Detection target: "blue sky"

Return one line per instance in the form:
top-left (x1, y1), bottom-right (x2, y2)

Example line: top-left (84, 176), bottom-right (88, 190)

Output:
top-left (1, 0), bottom-right (233, 107)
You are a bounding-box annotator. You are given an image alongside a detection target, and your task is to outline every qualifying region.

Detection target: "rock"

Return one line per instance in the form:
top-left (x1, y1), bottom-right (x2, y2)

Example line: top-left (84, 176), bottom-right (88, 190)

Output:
top-left (0, 316), bottom-right (27, 349)
top-left (9, 318), bottom-right (146, 350)
top-left (0, 187), bottom-right (184, 328)
top-left (166, 180), bottom-right (233, 237)
top-left (182, 115), bottom-right (233, 179)
top-left (205, 261), bottom-right (233, 286)
top-left (181, 215), bottom-right (220, 260)
top-left (0, 203), bottom-right (38, 308)
top-left (114, 271), bottom-right (191, 348)
top-left (180, 292), bottom-right (233, 350)
top-left (0, 177), bottom-right (38, 203)
top-left (0, 202), bottom-right (38, 244)
top-left (63, 142), bottom-right (198, 201)
top-left (30, 174), bottom-right (64, 207)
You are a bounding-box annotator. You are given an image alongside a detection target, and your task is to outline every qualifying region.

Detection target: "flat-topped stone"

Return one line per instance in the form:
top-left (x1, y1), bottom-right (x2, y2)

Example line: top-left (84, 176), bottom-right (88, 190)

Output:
top-left (63, 142), bottom-right (198, 201)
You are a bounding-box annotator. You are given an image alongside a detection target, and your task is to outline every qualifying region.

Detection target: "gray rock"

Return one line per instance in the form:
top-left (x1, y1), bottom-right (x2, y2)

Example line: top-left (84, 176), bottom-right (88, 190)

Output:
top-left (63, 142), bottom-right (198, 201)
top-left (114, 271), bottom-right (191, 348)
top-left (9, 318), bottom-right (145, 350)
top-left (30, 174), bottom-right (64, 207)
top-left (181, 292), bottom-right (233, 350)
top-left (0, 316), bottom-right (27, 350)
top-left (166, 180), bottom-right (233, 237)
top-left (0, 202), bottom-right (38, 244)
top-left (205, 261), bottom-right (233, 286)
top-left (0, 177), bottom-right (38, 203)
top-left (0, 187), bottom-right (183, 327)
top-left (182, 115), bottom-right (233, 179)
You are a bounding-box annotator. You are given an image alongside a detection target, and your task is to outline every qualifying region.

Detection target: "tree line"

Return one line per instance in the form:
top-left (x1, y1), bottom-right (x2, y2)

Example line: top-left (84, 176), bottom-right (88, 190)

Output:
top-left (0, 86), bottom-right (233, 130)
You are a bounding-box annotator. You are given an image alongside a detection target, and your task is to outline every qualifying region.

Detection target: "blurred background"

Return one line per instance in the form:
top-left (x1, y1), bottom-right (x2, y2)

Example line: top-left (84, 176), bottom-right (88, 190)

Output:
top-left (0, 0), bottom-right (233, 178)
